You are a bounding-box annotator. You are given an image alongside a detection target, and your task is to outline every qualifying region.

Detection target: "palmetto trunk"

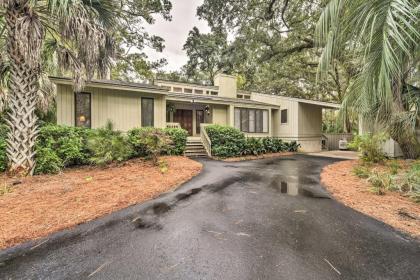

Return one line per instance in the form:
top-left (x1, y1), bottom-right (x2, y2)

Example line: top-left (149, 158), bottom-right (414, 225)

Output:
top-left (5, 1), bottom-right (41, 175)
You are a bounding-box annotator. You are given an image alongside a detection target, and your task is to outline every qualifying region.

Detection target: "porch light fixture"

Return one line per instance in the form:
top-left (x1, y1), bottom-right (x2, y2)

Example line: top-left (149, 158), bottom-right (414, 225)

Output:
top-left (205, 105), bottom-right (210, 115)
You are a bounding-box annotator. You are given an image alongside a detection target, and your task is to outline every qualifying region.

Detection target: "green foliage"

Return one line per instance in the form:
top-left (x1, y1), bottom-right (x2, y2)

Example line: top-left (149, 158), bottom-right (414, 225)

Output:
top-left (87, 126), bottom-right (133, 166)
top-left (367, 171), bottom-right (389, 195)
top-left (206, 125), bottom-right (246, 157)
top-left (243, 138), bottom-right (265, 156)
top-left (348, 133), bottom-right (387, 163)
top-left (37, 125), bottom-right (91, 167)
top-left (34, 147), bottom-right (64, 175)
top-left (317, 0), bottom-right (420, 158)
top-left (163, 128), bottom-right (188, 155)
top-left (389, 160), bottom-right (400, 176)
top-left (0, 124), bottom-right (8, 172)
top-left (352, 165), bottom-right (370, 179)
top-left (262, 137), bottom-right (286, 153)
top-left (206, 125), bottom-right (299, 157)
top-left (127, 127), bottom-right (171, 164)
top-left (286, 141), bottom-right (300, 152)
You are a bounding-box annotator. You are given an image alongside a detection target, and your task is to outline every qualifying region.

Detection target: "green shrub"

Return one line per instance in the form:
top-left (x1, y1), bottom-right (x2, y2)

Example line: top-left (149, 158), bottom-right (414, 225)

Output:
top-left (163, 128), bottom-right (188, 155)
top-left (205, 125), bottom-right (246, 158)
top-left (262, 137), bottom-right (286, 153)
top-left (127, 127), bottom-right (171, 164)
top-left (367, 171), bottom-right (389, 195)
top-left (34, 147), bottom-right (64, 174)
top-left (243, 137), bottom-right (265, 155)
top-left (87, 127), bottom-right (133, 165)
top-left (128, 127), bottom-right (156, 157)
top-left (401, 162), bottom-right (420, 202)
top-left (352, 165), bottom-right (371, 178)
top-left (0, 124), bottom-right (8, 172)
top-left (37, 125), bottom-right (91, 166)
top-left (348, 133), bottom-right (387, 163)
top-left (285, 141), bottom-right (300, 152)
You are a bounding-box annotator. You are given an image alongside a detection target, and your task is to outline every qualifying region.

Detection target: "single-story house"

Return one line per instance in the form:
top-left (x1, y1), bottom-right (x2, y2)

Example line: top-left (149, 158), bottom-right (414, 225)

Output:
top-left (51, 74), bottom-right (340, 154)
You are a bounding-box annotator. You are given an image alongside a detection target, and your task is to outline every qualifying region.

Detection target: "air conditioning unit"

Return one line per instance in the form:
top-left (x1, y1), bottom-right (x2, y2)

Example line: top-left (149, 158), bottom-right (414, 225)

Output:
top-left (339, 139), bottom-right (348, 150)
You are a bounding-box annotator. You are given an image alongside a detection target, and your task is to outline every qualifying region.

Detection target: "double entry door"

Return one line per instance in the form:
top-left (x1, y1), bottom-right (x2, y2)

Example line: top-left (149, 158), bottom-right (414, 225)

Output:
top-left (173, 109), bottom-right (204, 136)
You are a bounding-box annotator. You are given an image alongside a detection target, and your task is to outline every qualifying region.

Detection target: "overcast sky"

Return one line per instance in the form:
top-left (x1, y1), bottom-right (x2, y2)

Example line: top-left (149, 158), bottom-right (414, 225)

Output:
top-left (144, 0), bottom-right (210, 72)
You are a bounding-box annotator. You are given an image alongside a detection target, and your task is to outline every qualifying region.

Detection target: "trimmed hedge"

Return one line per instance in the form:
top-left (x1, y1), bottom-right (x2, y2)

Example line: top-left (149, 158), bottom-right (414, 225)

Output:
top-left (205, 124), bottom-right (300, 158)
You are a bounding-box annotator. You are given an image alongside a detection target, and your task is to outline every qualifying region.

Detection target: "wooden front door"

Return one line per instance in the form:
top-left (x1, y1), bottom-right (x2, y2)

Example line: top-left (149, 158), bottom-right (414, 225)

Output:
top-left (174, 109), bottom-right (193, 135)
top-left (196, 110), bottom-right (204, 134)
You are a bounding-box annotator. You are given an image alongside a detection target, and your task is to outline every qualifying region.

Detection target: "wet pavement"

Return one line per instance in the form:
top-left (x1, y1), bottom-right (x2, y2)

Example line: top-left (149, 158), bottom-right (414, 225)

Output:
top-left (1, 155), bottom-right (419, 279)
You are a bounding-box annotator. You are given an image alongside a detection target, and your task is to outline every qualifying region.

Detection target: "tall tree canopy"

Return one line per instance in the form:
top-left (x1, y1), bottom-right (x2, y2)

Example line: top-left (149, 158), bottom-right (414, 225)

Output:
top-left (191, 0), bottom-right (357, 104)
top-left (316, 0), bottom-right (420, 158)
top-left (183, 27), bottom-right (228, 85)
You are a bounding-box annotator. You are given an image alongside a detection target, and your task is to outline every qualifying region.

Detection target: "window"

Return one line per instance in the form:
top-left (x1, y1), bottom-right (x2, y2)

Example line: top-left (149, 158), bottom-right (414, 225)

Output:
top-left (161, 86), bottom-right (171, 91)
top-left (210, 91), bottom-right (218, 95)
top-left (75, 92), bottom-right (91, 128)
top-left (281, 109), bottom-right (288, 124)
top-left (184, 88), bottom-right (193, 93)
top-left (244, 95), bottom-right (251, 100)
top-left (173, 87), bottom-right (182, 93)
top-left (237, 94), bottom-right (243, 99)
top-left (141, 98), bottom-right (154, 127)
top-left (234, 108), bottom-right (268, 133)
top-left (195, 89), bottom-right (203, 94)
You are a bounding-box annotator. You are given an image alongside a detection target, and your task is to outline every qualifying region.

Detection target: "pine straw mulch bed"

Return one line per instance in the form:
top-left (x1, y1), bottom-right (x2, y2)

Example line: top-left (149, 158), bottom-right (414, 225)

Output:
top-left (0, 156), bottom-right (202, 250)
top-left (220, 152), bottom-right (295, 162)
top-left (321, 160), bottom-right (420, 239)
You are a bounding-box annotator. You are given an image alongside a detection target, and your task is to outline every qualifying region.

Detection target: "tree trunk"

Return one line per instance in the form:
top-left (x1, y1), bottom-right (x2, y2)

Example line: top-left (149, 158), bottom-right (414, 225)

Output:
top-left (391, 130), bottom-right (420, 159)
top-left (5, 1), bottom-right (40, 175)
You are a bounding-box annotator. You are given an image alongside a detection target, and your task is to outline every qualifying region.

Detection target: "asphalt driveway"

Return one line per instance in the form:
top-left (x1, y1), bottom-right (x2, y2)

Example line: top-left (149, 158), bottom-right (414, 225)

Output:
top-left (1, 155), bottom-right (419, 279)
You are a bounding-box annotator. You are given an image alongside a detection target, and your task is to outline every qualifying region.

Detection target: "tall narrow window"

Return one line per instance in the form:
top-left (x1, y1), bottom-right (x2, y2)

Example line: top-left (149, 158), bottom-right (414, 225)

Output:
top-left (141, 98), bottom-right (154, 127)
top-left (281, 109), bottom-right (288, 124)
top-left (75, 92), bottom-right (91, 128)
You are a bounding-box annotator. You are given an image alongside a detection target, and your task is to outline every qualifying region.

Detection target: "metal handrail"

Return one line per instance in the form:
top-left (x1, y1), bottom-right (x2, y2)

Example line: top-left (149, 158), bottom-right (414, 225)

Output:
top-left (200, 123), bottom-right (212, 157)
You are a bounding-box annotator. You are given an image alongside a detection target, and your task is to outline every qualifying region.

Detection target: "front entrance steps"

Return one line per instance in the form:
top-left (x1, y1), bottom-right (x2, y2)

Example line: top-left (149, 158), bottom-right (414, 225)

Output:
top-left (185, 137), bottom-right (208, 158)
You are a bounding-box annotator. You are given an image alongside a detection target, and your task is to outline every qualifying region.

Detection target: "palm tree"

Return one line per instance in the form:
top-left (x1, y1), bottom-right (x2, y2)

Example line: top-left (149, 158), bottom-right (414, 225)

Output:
top-left (0, 0), bottom-right (116, 174)
top-left (316, 0), bottom-right (420, 158)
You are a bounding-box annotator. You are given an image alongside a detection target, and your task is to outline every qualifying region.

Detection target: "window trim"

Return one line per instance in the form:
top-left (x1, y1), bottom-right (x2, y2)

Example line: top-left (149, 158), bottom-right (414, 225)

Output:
top-left (141, 97), bottom-right (155, 127)
top-left (74, 92), bottom-right (92, 128)
top-left (281, 109), bottom-right (288, 125)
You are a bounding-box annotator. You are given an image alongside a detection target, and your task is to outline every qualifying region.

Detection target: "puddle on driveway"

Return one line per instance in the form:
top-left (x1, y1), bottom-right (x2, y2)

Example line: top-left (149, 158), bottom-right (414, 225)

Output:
top-left (270, 178), bottom-right (330, 199)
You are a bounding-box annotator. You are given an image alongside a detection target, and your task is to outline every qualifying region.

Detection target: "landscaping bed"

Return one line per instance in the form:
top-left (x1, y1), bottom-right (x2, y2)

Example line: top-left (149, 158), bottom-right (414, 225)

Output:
top-left (0, 156), bottom-right (202, 250)
top-left (321, 160), bottom-right (420, 239)
top-left (221, 152), bottom-right (295, 162)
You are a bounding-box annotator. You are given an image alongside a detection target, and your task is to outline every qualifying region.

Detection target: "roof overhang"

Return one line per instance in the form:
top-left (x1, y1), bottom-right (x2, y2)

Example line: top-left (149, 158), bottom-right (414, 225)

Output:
top-left (50, 76), bottom-right (169, 95)
top-left (252, 93), bottom-right (341, 109)
top-left (166, 93), bottom-right (279, 109)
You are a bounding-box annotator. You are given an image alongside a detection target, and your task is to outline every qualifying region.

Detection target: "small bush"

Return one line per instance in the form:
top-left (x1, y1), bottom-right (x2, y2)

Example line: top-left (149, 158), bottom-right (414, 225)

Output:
top-left (34, 147), bottom-right (64, 174)
top-left (206, 125), bottom-right (246, 158)
top-left (285, 141), bottom-right (300, 152)
top-left (262, 137), bottom-right (286, 153)
top-left (352, 165), bottom-right (370, 178)
top-left (348, 133), bottom-right (387, 163)
top-left (163, 128), bottom-right (188, 155)
top-left (127, 127), bottom-right (172, 164)
top-left (87, 127), bottom-right (133, 165)
top-left (243, 137), bottom-right (265, 155)
top-left (367, 171), bottom-right (389, 195)
top-left (37, 125), bottom-right (91, 166)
